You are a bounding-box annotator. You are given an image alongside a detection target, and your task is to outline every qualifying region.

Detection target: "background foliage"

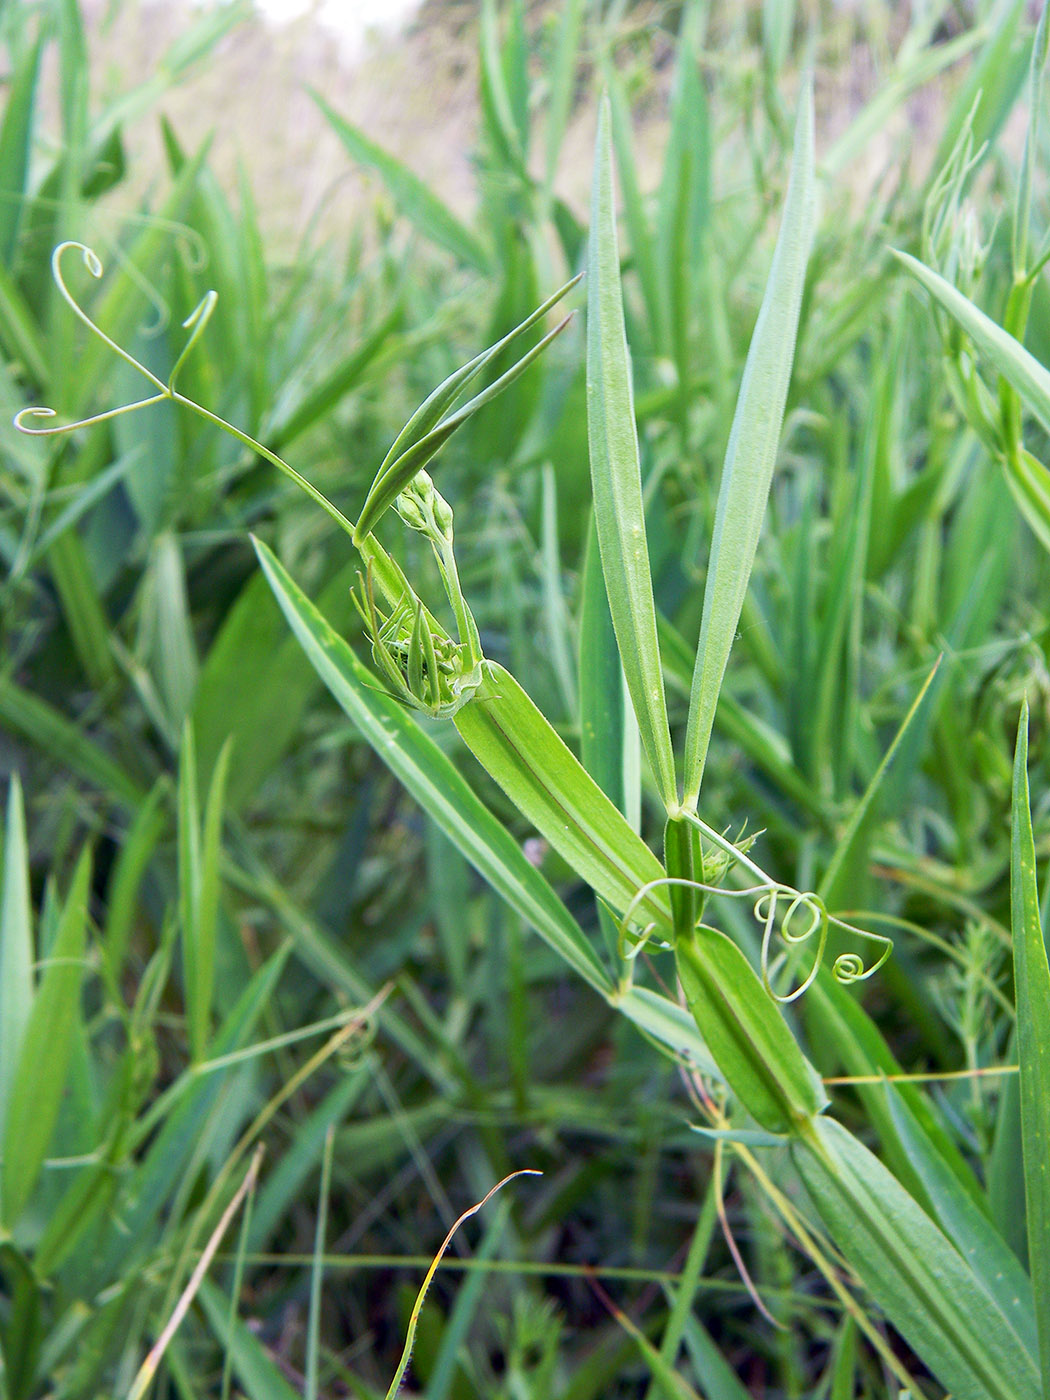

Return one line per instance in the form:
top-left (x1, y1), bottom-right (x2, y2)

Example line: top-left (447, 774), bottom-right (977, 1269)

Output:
top-left (2, 1), bottom-right (1050, 1396)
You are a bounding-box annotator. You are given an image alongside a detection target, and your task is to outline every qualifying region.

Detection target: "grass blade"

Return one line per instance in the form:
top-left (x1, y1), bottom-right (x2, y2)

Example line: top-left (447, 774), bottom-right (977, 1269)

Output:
top-left (1011, 699), bottom-right (1050, 1396)
top-left (587, 94), bottom-right (677, 812)
top-left (795, 1116), bottom-right (1041, 1400)
top-left (311, 89), bottom-right (490, 272)
top-left (2, 847), bottom-right (90, 1225)
top-left (895, 248), bottom-right (1050, 434)
top-left (682, 83), bottom-right (817, 811)
top-left (0, 776), bottom-right (33, 1142)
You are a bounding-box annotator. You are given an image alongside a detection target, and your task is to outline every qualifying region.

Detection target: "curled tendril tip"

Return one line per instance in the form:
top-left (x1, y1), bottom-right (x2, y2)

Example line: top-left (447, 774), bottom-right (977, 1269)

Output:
top-left (12, 242), bottom-right (220, 440)
top-left (618, 843), bottom-right (893, 1006)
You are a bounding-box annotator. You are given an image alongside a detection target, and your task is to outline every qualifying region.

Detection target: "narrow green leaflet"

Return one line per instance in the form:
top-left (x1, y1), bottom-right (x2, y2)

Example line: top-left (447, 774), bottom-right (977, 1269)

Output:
top-left (794, 1116), bottom-right (1041, 1400)
top-left (254, 538), bottom-right (611, 995)
top-left (587, 95), bottom-right (677, 812)
top-left (455, 662), bottom-right (670, 928)
top-left (1011, 700), bottom-right (1050, 1396)
top-left (2, 848), bottom-right (90, 1226)
top-left (311, 89), bottom-right (490, 273)
top-left (354, 275), bottom-right (579, 543)
top-left (0, 776), bottom-right (32, 1141)
top-left (895, 248), bottom-right (1050, 434)
top-left (682, 83), bottom-right (817, 810)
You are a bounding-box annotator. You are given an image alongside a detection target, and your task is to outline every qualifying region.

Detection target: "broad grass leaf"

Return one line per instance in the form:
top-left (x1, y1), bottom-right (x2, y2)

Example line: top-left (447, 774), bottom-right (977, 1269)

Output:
top-left (1011, 699), bottom-right (1050, 1395)
top-left (587, 95), bottom-right (677, 811)
top-left (682, 83), bottom-right (817, 810)
top-left (254, 538), bottom-right (612, 995)
top-left (794, 1116), bottom-right (1041, 1400)
top-left (882, 1081), bottom-right (1037, 1360)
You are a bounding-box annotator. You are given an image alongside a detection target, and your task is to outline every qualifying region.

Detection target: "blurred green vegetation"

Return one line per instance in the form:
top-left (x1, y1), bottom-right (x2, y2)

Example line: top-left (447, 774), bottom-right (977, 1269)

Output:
top-left (2, 0), bottom-right (1050, 1396)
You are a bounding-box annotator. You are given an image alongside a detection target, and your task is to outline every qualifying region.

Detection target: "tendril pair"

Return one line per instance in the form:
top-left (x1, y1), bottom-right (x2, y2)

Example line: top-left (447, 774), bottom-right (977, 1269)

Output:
top-left (15, 242), bottom-right (217, 438)
top-left (14, 242), bottom-right (365, 551)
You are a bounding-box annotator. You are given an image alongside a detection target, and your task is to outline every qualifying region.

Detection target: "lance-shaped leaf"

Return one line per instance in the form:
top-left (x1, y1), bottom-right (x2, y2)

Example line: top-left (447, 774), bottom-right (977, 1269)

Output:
top-left (682, 83), bottom-right (817, 812)
top-left (794, 1116), bottom-right (1040, 1400)
top-left (0, 777), bottom-right (32, 1141)
top-left (677, 925), bottom-right (827, 1134)
top-left (1011, 699), bottom-right (1050, 1396)
top-left (894, 248), bottom-right (1050, 435)
top-left (587, 95), bottom-right (677, 812)
top-left (354, 276), bottom-right (580, 544)
top-left (254, 538), bottom-right (611, 995)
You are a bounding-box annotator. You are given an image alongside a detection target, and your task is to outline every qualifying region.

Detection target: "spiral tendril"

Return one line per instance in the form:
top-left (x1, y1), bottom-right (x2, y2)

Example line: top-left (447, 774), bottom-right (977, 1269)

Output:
top-left (617, 819), bottom-right (893, 1005)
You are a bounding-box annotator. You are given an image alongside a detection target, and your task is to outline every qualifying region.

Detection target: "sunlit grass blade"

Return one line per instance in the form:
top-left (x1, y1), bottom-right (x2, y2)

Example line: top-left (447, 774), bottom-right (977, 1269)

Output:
top-left (882, 1081), bottom-right (1037, 1359)
top-left (895, 248), bottom-right (1050, 433)
top-left (311, 89), bottom-right (491, 272)
top-left (254, 538), bottom-right (612, 994)
top-left (580, 517), bottom-right (638, 959)
top-left (1011, 699), bottom-right (1050, 1396)
top-left (2, 847), bottom-right (90, 1225)
top-left (587, 94), bottom-right (677, 812)
top-left (682, 83), bottom-right (817, 812)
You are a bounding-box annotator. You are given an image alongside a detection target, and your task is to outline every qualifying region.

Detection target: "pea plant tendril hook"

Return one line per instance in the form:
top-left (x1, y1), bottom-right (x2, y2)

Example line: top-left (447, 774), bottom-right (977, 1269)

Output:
top-left (13, 242), bottom-right (218, 439)
top-left (617, 833), bottom-right (893, 1005)
top-left (13, 242), bottom-right (364, 551)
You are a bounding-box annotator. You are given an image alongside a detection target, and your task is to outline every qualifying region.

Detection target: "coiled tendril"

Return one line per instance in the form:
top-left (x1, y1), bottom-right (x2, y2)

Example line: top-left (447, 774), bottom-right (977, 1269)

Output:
top-left (14, 242), bottom-right (218, 439)
top-left (617, 814), bottom-right (892, 1004)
